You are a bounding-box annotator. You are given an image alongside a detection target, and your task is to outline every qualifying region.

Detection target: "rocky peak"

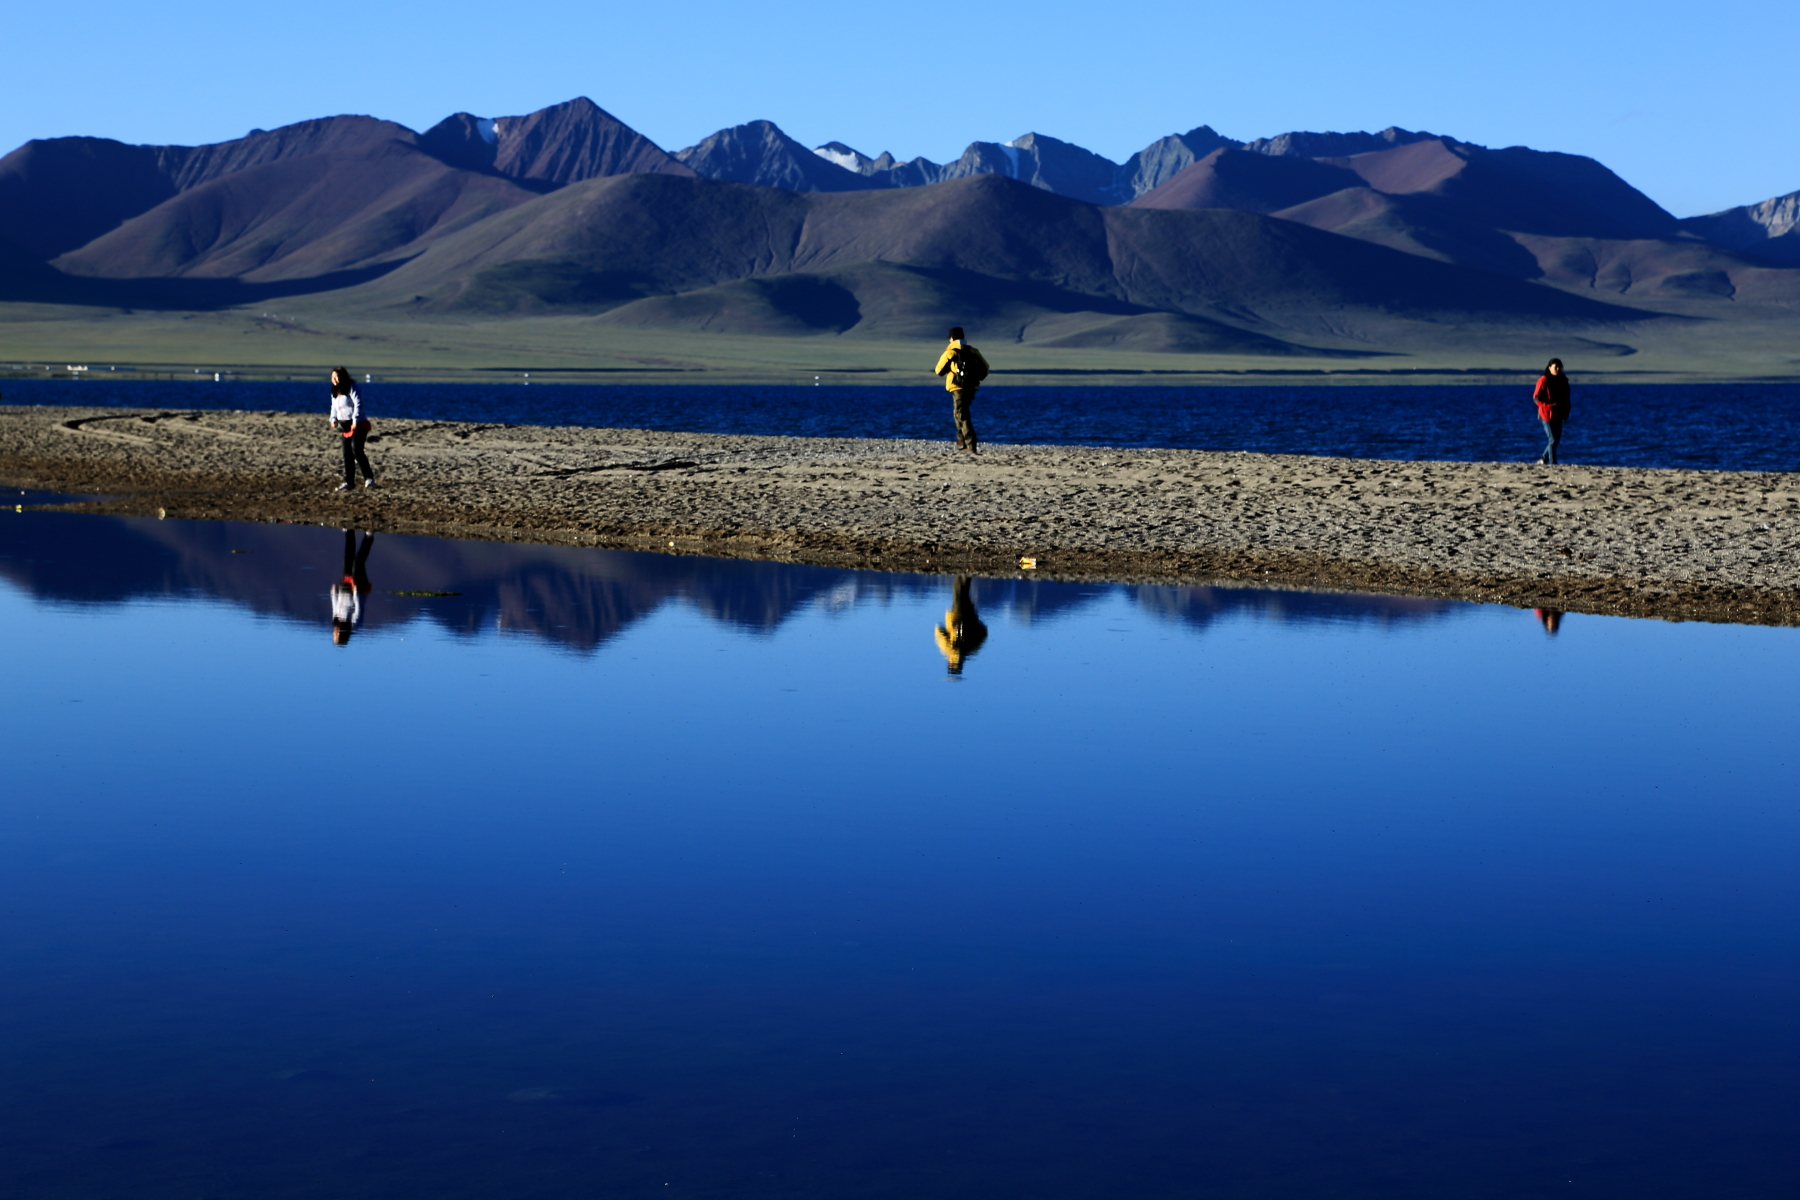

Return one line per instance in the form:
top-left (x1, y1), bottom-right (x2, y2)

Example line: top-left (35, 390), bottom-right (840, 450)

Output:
top-left (677, 121), bottom-right (871, 192)
top-left (1244, 127), bottom-right (1438, 159)
top-left (421, 113), bottom-right (500, 173)
top-left (1678, 189), bottom-right (1800, 265)
top-left (1116, 125), bottom-right (1245, 199)
top-left (488, 97), bottom-right (692, 185)
top-left (993, 133), bottom-right (1123, 205)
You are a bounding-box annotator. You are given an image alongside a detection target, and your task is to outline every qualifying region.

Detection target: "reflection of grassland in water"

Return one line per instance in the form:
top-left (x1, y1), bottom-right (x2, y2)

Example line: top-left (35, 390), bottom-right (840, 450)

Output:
top-left (2, 301), bottom-right (1797, 387)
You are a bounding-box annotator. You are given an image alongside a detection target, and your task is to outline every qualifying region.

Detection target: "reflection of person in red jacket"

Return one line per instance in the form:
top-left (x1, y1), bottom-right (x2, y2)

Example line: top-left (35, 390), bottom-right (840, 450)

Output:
top-left (1531, 358), bottom-right (1571, 464)
top-left (1534, 607), bottom-right (1563, 635)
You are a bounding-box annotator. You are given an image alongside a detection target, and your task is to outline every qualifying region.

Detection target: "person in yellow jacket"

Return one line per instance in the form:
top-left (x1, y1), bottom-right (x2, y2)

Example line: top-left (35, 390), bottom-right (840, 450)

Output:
top-left (933, 326), bottom-right (991, 452)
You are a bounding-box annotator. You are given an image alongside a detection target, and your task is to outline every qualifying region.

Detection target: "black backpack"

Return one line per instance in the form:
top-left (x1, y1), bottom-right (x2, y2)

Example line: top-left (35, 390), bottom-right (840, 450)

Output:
top-left (950, 346), bottom-right (988, 387)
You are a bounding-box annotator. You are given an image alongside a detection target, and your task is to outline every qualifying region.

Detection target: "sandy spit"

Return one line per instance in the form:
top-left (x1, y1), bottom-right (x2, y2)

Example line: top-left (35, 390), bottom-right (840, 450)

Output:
top-left (3, 405), bottom-right (1797, 624)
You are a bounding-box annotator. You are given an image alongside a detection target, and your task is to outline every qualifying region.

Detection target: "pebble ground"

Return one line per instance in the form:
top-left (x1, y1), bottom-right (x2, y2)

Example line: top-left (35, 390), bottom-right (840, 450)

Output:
top-left (3, 406), bottom-right (1796, 624)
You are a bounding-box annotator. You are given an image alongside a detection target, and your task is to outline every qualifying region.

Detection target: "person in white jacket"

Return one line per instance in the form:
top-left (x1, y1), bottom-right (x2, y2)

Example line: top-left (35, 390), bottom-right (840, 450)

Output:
top-left (328, 366), bottom-right (377, 491)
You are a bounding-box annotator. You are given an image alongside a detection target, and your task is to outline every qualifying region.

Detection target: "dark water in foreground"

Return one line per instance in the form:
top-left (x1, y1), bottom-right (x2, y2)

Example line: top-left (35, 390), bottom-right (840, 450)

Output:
top-left (1, 510), bottom-right (1795, 1198)
top-left (6, 378), bottom-right (1800, 472)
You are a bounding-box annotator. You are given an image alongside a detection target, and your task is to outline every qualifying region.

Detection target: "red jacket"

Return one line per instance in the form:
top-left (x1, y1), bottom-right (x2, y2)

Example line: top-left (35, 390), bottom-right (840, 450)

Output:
top-left (1532, 374), bottom-right (1570, 421)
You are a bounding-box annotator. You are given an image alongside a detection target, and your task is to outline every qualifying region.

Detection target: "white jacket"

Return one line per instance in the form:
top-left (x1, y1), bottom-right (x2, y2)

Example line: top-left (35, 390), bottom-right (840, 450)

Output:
top-left (329, 385), bottom-right (365, 425)
top-left (331, 582), bottom-right (360, 626)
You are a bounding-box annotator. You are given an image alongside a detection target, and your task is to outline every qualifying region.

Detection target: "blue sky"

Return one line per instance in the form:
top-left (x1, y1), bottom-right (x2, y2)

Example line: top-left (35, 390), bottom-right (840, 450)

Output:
top-left (7, 0), bottom-right (1795, 217)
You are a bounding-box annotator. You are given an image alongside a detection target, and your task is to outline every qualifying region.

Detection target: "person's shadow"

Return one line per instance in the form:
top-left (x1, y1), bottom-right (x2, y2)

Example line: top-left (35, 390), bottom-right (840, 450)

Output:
top-left (330, 530), bottom-right (376, 646)
top-left (934, 575), bottom-right (989, 676)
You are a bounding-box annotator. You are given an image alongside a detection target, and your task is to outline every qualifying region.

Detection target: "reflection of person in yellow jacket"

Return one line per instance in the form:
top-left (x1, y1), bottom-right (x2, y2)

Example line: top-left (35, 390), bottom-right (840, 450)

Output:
top-left (933, 326), bottom-right (991, 452)
top-left (934, 575), bottom-right (989, 675)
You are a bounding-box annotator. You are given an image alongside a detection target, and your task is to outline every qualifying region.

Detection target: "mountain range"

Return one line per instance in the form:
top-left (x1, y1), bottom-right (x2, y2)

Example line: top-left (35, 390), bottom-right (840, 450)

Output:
top-left (2, 96), bottom-right (1796, 356)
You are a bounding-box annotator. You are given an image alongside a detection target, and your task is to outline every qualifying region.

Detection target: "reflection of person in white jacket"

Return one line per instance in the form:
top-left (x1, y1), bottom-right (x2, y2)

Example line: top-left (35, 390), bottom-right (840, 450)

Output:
top-left (330, 529), bottom-right (375, 646)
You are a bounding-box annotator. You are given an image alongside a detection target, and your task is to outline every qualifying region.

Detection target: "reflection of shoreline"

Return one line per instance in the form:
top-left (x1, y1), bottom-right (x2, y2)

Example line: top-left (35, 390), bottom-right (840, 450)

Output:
top-left (1, 512), bottom-right (1471, 653)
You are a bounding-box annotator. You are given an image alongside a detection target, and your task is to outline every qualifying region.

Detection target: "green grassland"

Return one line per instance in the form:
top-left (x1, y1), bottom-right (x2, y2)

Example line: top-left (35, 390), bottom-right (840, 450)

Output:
top-left (2, 298), bottom-right (1797, 389)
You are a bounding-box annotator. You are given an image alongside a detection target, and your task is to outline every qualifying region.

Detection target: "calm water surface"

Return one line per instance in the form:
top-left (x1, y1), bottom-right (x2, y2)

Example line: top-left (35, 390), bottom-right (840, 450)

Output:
top-left (6, 378), bottom-right (1800, 471)
top-left (1, 510), bottom-right (1795, 1198)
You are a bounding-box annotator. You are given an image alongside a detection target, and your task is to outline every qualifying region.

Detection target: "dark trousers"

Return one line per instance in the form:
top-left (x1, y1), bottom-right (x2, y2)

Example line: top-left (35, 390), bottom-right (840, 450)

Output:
top-left (952, 388), bottom-right (978, 451)
top-left (1538, 417), bottom-right (1564, 464)
top-left (341, 424), bottom-right (375, 484)
top-left (341, 529), bottom-right (374, 589)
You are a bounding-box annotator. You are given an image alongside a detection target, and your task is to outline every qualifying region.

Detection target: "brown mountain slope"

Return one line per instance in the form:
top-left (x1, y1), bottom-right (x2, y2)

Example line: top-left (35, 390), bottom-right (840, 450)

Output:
top-left (1272, 187), bottom-right (1552, 279)
top-left (1101, 203), bottom-right (1639, 330)
top-left (580, 260), bottom-right (1315, 352)
top-left (1129, 149), bottom-right (1363, 214)
top-left (594, 276), bottom-right (1324, 354)
top-left (53, 139), bottom-right (538, 282)
top-left (1119, 135), bottom-right (1782, 310)
top-left (1322, 139), bottom-right (1678, 240)
top-left (373, 174), bottom-right (1125, 308)
top-left (3, 101), bottom-right (689, 285)
top-left (0, 116), bottom-right (433, 269)
top-left (1510, 233), bottom-right (1800, 303)
top-left (1272, 187), bottom-right (1800, 303)
top-left (341, 173), bottom-right (1653, 349)
top-left (0, 137), bottom-right (183, 259)
top-left (1125, 137), bottom-right (1678, 243)
top-left (0, 232), bottom-right (87, 301)
top-left (165, 116), bottom-right (421, 191)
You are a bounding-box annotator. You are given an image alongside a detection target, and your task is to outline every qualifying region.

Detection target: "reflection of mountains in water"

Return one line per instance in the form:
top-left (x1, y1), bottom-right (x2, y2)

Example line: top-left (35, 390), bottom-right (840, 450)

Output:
top-left (1129, 583), bottom-right (1459, 629)
top-left (0, 513), bottom-right (1466, 649)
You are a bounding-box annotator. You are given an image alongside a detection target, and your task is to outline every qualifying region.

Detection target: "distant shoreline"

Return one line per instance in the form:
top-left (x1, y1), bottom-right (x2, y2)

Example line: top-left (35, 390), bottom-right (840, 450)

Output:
top-left (3, 405), bottom-right (1796, 626)
top-left (12, 365), bottom-right (1800, 388)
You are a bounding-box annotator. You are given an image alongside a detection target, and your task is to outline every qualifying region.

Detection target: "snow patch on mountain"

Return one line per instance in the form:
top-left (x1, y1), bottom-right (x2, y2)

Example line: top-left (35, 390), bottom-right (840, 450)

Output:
top-left (812, 142), bottom-right (868, 172)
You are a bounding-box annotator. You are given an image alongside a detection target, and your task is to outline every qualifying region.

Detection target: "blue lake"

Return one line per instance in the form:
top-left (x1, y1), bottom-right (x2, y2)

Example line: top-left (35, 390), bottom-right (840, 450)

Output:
top-left (1, 509), bottom-right (1796, 1198)
top-left (6, 378), bottom-right (1800, 472)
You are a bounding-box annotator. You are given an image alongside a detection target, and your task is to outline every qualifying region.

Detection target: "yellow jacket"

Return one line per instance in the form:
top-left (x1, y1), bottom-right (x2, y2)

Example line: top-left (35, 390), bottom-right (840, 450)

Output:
top-left (933, 340), bottom-right (990, 393)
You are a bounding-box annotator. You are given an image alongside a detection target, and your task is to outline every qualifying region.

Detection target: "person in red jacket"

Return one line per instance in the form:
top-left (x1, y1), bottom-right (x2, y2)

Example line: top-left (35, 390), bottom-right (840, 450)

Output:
top-left (1532, 358), bottom-right (1571, 464)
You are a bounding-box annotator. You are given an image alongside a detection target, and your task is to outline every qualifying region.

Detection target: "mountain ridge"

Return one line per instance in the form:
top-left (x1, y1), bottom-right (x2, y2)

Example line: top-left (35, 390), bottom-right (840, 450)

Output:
top-left (347, 172), bottom-right (1660, 350)
top-left (1679, 190), bottom-right (1800, 267)
top-left (2, 98), bottom-right (1796, 361)
top-left (676, 121), bottom-right (873, 193)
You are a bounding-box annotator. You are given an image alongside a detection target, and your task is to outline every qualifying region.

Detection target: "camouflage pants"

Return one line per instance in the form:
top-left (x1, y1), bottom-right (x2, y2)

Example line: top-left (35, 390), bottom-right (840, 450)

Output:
top-left (951, 388), bottom-right (978, 451)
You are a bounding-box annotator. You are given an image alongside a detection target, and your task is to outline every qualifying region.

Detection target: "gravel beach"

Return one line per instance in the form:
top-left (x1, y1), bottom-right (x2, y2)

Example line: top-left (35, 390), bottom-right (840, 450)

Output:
top-left (3, 405), bottom-right (1796, 624)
